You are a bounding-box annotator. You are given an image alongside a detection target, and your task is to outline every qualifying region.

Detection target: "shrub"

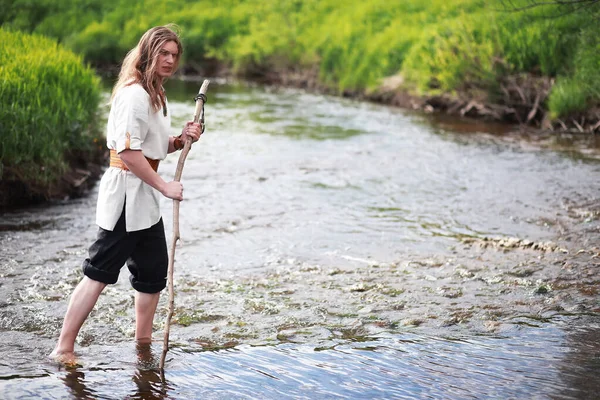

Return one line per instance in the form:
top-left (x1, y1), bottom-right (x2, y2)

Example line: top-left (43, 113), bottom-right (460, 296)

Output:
top-left (401, 12), bottom-right (497, 95)
top-left (0, 28), bottom-right (101, 188)
top-left (547, 25), bottom-right (600, 118)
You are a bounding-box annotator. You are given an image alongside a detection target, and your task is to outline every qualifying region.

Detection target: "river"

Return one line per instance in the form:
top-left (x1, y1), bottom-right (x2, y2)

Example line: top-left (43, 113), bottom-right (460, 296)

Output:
top-left (1, 79), bottom-right (599, 399)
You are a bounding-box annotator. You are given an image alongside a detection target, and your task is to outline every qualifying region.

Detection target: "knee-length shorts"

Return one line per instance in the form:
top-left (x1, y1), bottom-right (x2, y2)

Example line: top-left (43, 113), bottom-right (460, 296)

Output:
top-left (82, 209), bottom-right (168, 293)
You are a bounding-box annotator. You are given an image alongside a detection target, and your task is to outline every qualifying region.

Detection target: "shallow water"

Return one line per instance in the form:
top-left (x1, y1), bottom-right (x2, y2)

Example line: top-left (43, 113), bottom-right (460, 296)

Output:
top-left (1, 321), bottom-right (600, 399)
top-left (1, 79), bottom-right (600, 399)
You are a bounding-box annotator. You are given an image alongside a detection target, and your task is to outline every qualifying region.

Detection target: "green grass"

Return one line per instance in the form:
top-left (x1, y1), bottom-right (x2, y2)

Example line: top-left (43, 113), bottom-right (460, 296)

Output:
top-left (0, 28), bottom-right (101, 188)
top-left (2, 0), bottom-right (599, 121)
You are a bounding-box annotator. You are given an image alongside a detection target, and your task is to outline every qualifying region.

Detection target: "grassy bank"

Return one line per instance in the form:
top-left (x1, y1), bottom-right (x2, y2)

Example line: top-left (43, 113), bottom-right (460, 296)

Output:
top-left (2, 0), bottom-right (599, 129)
top-left (0, 28), bottom-right (103, 207)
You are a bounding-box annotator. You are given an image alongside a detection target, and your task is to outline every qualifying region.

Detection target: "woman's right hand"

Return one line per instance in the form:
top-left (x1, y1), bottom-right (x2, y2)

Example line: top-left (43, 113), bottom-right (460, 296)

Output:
top-left (161, 181), bottom-right (184, 201)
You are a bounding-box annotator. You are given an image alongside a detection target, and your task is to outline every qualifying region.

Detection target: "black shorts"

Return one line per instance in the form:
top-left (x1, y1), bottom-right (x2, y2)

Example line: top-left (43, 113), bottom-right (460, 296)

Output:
top-left (82, 208), bottom-right (168, 293)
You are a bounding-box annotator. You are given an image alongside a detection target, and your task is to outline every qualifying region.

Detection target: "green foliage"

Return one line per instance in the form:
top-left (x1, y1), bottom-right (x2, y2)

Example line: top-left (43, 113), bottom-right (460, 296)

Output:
top-left (547, 80), bottom-right (589, 119)
top-left (1, 0), bottom-right (599, 119)
top-left (0, 28), bottom-right (101, 185)
top-left (226, 1), bottom-right (305, 72)
top-left (68, 21), bottom-right (124, 65)
top-left (170, 2), bottom-right (251, 64)
top-left (547, 26), bottom-right (600, 118)
top-left (402, 11), bottom-right (497, 94)
top-left (0, 0), bottom-right (118, 42)
top-left (494, 4), bottom-right (585, 76)
top-left (304, 1), bottom-right (419, 92)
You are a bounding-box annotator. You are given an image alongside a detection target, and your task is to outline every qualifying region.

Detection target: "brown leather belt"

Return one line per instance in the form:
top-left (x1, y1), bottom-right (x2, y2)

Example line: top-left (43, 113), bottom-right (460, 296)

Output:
top-left (109, 149), bottom-right (160, 172)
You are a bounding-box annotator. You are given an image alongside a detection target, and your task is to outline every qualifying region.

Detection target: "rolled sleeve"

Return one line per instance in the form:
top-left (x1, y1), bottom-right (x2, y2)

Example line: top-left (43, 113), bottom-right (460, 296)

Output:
top-left (113, 86), bottom-right (150, 153)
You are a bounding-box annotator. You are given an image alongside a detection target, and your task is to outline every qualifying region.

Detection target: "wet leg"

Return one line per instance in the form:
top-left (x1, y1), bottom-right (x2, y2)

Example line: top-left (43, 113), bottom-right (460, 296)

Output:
top-left (134, 291), bottom-right (160, 344)
top-left (50, 277), bottom-right (107, 362)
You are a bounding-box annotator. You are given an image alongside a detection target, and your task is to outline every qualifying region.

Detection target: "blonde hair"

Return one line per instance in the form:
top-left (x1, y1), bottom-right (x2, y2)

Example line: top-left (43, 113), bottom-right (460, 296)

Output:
top-left (111, 24), bottom-right (183, 112)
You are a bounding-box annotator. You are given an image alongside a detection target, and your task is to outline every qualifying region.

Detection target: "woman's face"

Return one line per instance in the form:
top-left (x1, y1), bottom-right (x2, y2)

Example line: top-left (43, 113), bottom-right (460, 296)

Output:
top-left (156, 40), bottom-right (179, 80)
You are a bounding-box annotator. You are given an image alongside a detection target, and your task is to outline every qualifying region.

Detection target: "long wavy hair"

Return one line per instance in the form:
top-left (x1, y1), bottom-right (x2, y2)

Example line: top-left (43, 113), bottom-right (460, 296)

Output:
top-left (111, 25), bottom-right (183, 112)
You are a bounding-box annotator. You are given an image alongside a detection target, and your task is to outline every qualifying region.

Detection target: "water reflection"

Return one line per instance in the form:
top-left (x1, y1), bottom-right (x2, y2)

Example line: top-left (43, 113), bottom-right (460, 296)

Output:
top-left (0, 319), bottom-right (599, 398)
top-left (131, 343), bottom-right (170, 400)
top-left (61, 369), bottom-right (97, 400)
top-left (426, 111), bottom-right (600, 163)
top-left (557, 321), bottom-right (600, 399)
top-left (131, 369), bottom-right (169, 400)
top-left (57, 343), bottom-right (171, 400)
top-left (125, 326), bottom-right (593, 399)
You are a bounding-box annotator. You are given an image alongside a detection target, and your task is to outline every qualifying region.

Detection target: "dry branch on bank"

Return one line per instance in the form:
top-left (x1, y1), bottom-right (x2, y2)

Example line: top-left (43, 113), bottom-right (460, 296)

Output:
top-left (256, 65), bottom-right (599, 135)
top-left (369, 72), bottom-right (600, 134)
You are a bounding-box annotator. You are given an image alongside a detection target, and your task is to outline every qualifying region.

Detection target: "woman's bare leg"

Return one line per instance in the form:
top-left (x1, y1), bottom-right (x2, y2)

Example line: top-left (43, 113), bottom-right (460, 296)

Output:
top-left (50, 277), bottom-right (107, 362)
top-left (134, 291), bottom-right (160, 344)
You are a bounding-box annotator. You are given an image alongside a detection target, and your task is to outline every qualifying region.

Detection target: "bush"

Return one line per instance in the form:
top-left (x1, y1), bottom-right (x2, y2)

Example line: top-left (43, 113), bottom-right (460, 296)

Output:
top-left (401, 12), bottom-right (497, 95)
top-left (547, 26), bottom-right (600, 118)
top-left (68, 20), bottom-right (123, 66)
top-left (0, 28), bottom-right (101, 187)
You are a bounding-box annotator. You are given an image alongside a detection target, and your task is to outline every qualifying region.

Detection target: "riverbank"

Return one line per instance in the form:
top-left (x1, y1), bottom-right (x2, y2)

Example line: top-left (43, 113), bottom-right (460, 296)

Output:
top-left (228, 63), bottom-right (600, 135)
top-left (0, 28), bottom-right (103, 210)
top-left (0, 147), bottom-right (106, 210)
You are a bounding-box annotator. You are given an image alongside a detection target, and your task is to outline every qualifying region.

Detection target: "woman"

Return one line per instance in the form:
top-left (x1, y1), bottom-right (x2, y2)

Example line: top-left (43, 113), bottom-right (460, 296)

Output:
top-left (50, 25), bottom-right (202, 363)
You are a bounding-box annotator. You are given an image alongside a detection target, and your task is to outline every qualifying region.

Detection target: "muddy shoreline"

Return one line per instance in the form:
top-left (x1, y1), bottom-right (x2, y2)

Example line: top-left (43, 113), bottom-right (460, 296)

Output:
top-left (0, 148), bottom-right (106, 210)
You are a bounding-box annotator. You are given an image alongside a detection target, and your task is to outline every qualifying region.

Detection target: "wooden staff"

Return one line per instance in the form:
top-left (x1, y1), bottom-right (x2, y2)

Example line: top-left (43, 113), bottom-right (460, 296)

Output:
top-left (160, 79), bottom-right (210, 370)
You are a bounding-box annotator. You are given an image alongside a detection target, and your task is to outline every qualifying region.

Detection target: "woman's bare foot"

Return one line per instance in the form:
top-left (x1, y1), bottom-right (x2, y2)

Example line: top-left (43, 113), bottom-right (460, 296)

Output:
top-left (49, 349), bottom-right (79, 367)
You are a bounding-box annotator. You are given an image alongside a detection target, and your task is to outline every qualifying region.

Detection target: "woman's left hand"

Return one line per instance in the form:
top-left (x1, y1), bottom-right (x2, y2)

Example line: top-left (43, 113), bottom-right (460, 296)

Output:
top-left (181, 121), bottom-right (202, 143)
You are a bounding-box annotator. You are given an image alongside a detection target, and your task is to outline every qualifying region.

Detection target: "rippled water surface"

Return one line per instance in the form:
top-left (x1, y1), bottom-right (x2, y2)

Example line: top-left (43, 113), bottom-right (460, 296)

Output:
top-left (2, 323), bottom-right (600, 399)
top-left (1, 80), bottom-right (600, 399)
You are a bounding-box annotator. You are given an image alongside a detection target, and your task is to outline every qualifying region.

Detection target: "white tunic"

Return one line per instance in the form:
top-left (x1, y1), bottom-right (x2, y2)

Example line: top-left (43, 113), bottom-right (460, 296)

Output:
top-left (96, 84), bottom-right (171, 232)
